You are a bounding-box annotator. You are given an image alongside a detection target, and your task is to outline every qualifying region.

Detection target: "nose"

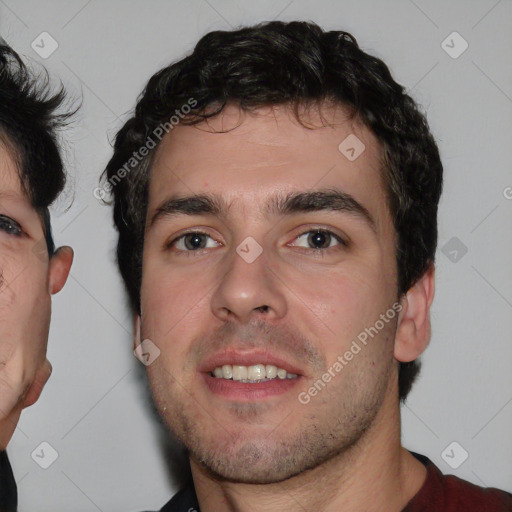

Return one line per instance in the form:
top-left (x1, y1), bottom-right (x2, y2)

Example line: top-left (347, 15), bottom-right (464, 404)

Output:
top-left (210, 242), bottom-right (287, 324)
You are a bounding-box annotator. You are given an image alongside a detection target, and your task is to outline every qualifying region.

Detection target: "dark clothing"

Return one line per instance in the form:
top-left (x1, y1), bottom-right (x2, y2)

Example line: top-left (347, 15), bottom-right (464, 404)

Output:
top-left (154, 451), bottom-right (512, 511)
top-left (0, 451), bottom-right (17, 512)
top-left (159, 484), bottom-right (200, 512)
top-left (403, 452), bottom-right (512, 511)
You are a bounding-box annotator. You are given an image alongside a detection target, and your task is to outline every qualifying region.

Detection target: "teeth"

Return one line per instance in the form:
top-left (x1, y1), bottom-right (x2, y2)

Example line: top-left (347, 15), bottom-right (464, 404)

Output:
top-left (232, 365), bottom-right (248, 381)
top-left (265, 364), bottom-right (277, 379)
top-left (248, 364), bottom-right (265, 380)
top-left (211, 364), bottom-right (298, 382)
top-left (222, 365), bottom-right (233, 379)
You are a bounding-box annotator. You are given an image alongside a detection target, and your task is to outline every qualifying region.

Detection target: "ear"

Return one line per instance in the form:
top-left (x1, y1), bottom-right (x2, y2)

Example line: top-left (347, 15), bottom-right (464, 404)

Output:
top-left (394, 263), bottom-right (435, 362)
top-left (48, 246), bottom-right (74, 295)
top-left (133, 314), bottom-right (141, 351)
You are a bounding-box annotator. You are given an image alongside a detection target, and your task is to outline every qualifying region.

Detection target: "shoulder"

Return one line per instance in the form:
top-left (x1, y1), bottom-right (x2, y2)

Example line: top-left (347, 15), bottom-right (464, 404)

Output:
top-left (405, 451), bottom-right (512, 511)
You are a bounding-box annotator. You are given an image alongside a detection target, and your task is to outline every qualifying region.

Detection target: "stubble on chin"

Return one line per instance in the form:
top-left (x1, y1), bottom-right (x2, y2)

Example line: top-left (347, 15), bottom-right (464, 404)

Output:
top-left (151, 322), bottom-right (396, 484)
top-left (158, 377), bottom-right (389, 485)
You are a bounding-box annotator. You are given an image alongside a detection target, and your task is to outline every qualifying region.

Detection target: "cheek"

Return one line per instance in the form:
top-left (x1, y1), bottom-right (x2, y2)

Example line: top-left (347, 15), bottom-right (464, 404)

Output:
top-left (0, 254), bottom-right (43, 304)
top-left (288, 261), bottom-right (387, 338)
top-left (140, 260), bottom-right (210, 354)
top-left (0, 266), bottom-right (51, 346)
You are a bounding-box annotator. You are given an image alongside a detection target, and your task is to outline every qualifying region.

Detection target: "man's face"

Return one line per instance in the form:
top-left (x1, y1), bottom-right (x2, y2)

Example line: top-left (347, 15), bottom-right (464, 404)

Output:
top-left (140, 104), bottom-right (401, 483)
top-left (0, 144), bottom-right (52, 407)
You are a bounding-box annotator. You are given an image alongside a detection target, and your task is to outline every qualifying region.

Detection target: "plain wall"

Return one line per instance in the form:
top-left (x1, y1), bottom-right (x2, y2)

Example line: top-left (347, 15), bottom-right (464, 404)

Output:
top-left (1, 0), bottom-right (511, 510)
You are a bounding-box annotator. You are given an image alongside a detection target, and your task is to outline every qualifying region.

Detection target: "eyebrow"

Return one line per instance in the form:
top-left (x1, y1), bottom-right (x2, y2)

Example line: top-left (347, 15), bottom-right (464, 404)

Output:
top-left (149, 188), bottom-right (377, 233)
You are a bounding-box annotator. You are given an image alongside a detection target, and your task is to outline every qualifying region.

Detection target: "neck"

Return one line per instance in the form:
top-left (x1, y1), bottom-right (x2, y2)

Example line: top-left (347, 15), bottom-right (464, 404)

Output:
top-left (190, 384), bottom-right (427, 512)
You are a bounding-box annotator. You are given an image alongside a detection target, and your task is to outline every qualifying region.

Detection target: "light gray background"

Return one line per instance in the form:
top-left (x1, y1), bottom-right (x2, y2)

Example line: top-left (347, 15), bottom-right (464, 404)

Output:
top-left (1, 0), bottom-right (511, 510)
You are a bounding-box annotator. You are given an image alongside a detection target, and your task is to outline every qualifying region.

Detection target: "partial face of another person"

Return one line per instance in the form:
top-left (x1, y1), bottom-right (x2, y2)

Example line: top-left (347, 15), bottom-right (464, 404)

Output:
top-left (0, 142), bottom-right (72, 448)
top-left (139, 104), bottom-right (410, 483)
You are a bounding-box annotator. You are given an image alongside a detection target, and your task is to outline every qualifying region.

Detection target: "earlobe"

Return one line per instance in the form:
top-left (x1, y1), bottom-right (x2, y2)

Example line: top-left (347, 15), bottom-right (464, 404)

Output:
top-left (394, 264), bottom-right (435, 363)
top-left (48, 246), bottom-right (74, 295)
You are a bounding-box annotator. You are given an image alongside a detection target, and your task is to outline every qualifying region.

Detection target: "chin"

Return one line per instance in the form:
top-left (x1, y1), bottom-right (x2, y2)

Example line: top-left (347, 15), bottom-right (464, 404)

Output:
top-left (196, 450), bottom-right (302, 484)
top-left (189, 435), bottom-right (328, 484)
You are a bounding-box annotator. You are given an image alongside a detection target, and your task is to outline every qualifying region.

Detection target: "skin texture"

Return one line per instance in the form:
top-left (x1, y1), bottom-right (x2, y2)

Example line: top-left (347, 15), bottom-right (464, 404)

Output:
top-left (0, 143), bottom-right (73, 450)
top-left (137, 103), bottom-right (435, 511)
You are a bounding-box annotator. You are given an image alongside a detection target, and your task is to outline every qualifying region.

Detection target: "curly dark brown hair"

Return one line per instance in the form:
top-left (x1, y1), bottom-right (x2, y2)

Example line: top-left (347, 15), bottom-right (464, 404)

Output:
top-left (104, 21), bottom-right (443, 402)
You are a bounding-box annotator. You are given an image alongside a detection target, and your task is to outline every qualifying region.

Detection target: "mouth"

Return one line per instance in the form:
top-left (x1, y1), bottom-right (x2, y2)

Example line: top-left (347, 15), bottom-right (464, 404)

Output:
top-left (199, 351), bottom-right (304, 401)
top-left (210, 363), bottom-right (298, 383)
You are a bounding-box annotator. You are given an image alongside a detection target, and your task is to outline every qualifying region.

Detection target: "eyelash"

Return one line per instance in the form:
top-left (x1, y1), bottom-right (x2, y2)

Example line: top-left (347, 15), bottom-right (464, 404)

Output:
top-left (0, 215), bottom-right (22, 237)
top-left (166, 228), bottom-right (348, 256)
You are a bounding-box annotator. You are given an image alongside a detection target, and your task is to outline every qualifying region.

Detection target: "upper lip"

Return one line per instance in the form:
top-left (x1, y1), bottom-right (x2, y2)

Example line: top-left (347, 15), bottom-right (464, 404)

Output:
top-left (199, 349), bottom-right (304, 376)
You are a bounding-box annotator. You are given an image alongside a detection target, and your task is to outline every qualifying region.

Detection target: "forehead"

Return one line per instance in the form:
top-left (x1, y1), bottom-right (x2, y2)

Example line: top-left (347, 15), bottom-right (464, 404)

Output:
top-left (0, 141), bottom-right (26, 195)
top-left (148, 103), bottom-right (391, 234)
top-left (0, 141), bottom-right (39, 221)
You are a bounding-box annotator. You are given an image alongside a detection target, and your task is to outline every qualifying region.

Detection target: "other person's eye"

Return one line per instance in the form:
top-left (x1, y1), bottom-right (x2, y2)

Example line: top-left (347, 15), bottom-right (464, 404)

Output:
top-left (0, 214), bottom-right (22, 237)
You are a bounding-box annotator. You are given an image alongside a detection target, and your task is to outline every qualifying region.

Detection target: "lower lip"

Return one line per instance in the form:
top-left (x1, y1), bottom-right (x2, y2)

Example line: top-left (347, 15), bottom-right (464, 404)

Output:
top-left (201, 373), bottom-right (301, 401)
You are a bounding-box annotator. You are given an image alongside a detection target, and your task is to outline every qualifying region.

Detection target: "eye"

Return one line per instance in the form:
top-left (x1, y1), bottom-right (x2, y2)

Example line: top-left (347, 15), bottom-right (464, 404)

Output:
top-left (0, 214), bottom-right (22, 237)
top-left (290, 229), bottom-right (347, 250)
top-left (167, 231), bottom-right (220, 252)
top-left (165, 228), bottom-right (347, 255)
